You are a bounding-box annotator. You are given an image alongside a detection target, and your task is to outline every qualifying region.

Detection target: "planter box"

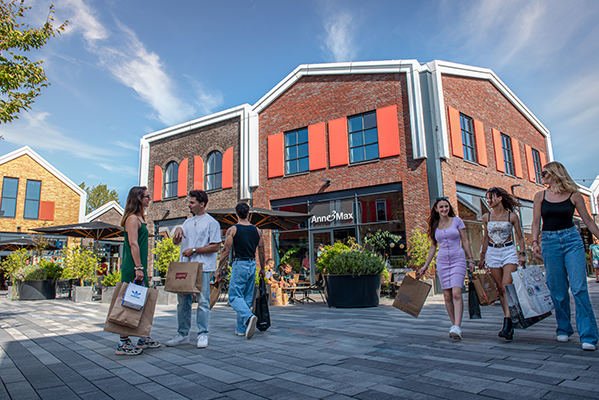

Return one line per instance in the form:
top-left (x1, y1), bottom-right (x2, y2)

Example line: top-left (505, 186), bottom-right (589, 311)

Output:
top-left (101, 286), bottom-right (116, 304)
top-left (324, 274), bottom-right (381, 308)
top-left (17, 280), bottom-right (56, 300)
top-left (72, 285), bottom-right (93, 302)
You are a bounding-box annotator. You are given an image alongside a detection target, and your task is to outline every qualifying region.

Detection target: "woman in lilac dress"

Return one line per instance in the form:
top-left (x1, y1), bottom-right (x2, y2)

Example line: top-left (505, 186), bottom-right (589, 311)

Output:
top-left (419, 197), bottom-right (476, 340)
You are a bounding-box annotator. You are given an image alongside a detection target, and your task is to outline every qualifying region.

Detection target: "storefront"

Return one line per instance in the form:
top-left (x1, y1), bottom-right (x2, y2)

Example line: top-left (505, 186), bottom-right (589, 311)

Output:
top-left (270, 183), bottom-right (406, 284)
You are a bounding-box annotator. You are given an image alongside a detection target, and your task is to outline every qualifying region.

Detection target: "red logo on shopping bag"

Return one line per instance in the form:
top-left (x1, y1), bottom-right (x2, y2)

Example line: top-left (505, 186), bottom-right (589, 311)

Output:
top-left (175, 272), bottom-right (188, 280)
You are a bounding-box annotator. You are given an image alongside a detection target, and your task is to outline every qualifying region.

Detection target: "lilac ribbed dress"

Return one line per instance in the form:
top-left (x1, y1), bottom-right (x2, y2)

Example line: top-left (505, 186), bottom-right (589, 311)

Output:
top-left (435, 217), bottom-right (467, 290)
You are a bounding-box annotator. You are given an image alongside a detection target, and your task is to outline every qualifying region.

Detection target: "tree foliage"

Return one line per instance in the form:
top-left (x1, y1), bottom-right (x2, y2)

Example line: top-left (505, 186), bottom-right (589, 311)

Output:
top-left (62, 245), bottom-right (98, 284)
top-left (0, 0), bottom-right (68, 123)
top-left (79, 182), bottom-right (121, 214)
top-left (151, 237), bottom-right (180, 275)
top-left (407, 229), bottom-right (437, 278)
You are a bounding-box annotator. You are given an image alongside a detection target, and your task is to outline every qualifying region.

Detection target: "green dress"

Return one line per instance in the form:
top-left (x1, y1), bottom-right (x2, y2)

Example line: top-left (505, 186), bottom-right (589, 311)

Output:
top-left (121, 219), bottom-right (149, 287)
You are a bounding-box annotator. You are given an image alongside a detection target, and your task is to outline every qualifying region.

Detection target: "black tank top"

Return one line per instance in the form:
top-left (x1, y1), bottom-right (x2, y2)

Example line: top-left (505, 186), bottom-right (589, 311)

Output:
top-left (232, 224), bottom-right (260, 259)
top-left (541, 191), bottom-right (575, 231)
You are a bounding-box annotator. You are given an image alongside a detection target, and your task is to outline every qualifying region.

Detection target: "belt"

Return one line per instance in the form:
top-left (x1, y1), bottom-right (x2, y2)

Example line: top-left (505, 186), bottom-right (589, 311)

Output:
top-left (488, 241), bottom-right (513, 248)
top-left (233, 258), bottom-right (255, 261)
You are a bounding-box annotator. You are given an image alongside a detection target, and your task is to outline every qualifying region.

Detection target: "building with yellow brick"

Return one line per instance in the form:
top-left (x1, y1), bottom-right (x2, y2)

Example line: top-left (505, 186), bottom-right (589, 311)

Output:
top-left (0, 146), bottom-right (86, 234)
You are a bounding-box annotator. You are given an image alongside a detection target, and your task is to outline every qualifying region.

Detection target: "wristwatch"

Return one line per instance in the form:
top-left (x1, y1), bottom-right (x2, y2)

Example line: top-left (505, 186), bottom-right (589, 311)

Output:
top-left (192, 248), bottom-right (197, 255)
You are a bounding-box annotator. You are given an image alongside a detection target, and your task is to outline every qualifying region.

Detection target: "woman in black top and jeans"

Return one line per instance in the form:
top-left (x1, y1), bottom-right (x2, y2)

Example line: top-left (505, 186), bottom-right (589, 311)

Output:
top-left (531, 161), bottom-right (599, 351)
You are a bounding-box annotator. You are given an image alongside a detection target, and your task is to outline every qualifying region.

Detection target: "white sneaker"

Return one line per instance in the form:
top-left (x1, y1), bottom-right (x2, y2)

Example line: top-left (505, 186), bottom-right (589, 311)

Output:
top-left (449, 325), bottom-right (462, 340)
top-left (165, 334), bottom-right (190, 347)
top-left (556, 335), bottom-right (569, 342)
top-left (245, 315), bottom-right (257, 339)
top-left (197, 334), bottom-right (208, 348)
top-left (582, 343), bottom-right (596, 351)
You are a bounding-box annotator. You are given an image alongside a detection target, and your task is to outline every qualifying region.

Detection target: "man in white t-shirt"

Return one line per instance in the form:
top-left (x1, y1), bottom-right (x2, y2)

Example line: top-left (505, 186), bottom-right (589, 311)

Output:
top-left (166, 190), bottom-right (221, 348)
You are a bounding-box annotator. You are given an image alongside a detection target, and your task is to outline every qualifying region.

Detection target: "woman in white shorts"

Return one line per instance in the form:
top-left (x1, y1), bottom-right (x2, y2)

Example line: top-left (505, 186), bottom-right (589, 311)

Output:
top-left (479, 187), bottom-right (526, 340)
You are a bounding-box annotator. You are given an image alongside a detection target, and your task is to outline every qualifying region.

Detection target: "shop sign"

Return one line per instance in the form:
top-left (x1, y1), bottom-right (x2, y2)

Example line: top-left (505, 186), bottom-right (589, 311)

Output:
top-left (310, 199), bottom-right (354, 227)
top-left (311, 210), bottom-right (354, 224)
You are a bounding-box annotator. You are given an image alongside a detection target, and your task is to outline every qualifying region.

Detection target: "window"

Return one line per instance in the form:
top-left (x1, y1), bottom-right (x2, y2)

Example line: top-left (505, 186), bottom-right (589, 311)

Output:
top-left (285, 128), bottom-right (309, 174)
top-left (206, 151), bottom-right (222, 191)
top-left (23, 180), bottom-right (41, 219)
top-left (0, 177), bottom-right (19, 218)
top-left (532, 148), bottom-right (542, 183)
top-left (376, 200), bottom-right (387, 221)
top-left (501, 133), bottom-right (515, 176)
top-left (460, 114), bottom-right (477, 162)
top-left (348, 111), bottom-right (378, 163)
top-left (164, 161), bottom-right (178, 198)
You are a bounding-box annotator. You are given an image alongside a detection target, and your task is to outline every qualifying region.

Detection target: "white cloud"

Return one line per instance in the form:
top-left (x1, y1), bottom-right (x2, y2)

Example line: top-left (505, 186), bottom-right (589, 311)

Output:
top-left (322, 11), bottom-right (357, 62)
top-left (96, 162), bottom-right (137, 177)
top-left (114, 140), bottom-right (139, 151)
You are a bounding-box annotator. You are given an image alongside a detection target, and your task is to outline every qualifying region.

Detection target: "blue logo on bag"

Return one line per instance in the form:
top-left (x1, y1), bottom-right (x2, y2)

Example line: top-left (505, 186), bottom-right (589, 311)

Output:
top-left (131, 290), bottom-right (141, 299)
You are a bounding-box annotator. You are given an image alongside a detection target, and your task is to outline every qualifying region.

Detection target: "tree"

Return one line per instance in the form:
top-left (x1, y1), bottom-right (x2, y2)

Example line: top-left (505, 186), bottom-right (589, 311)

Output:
top-left (0, 0), bottom-right (68, 124)
top-left (79, 182), bottom-right (121, 214)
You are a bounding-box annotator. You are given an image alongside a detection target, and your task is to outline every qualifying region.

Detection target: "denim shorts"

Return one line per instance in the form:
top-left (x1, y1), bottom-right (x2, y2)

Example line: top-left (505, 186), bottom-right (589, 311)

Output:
top-left (485, 244), bottom-right (519, 269)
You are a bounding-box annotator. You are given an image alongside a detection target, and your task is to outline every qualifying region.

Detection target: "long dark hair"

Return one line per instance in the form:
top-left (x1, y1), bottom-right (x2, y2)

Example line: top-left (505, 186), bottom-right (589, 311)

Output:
top-left (427, 198), bottom-right (456, 245)
top-left (486, 187), bottom-right (521, 212)
top-left (120, 186), bottom-right (147, 227)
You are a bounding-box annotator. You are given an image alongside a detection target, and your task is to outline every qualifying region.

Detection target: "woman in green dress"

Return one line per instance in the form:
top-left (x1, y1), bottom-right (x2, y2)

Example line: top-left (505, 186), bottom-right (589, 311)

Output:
top-left (116, 186), bottom-right (161, 355)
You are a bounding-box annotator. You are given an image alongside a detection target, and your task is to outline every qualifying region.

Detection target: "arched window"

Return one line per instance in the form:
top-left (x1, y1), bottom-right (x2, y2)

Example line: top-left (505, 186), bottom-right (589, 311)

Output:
top-left (205, 151), bottom-right (222, 191)
top-left (164, 161), bottom-right (178, 199)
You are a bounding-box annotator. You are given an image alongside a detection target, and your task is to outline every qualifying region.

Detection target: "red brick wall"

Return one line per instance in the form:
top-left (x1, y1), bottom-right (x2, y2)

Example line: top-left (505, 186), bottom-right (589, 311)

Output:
top-left (253, 73), bottom-right (431, 256)
top-left (441, 74), bottom-right (547, 207)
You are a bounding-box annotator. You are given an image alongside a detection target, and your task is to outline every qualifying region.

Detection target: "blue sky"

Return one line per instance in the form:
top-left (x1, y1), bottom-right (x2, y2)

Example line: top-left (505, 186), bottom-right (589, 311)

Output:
top-left (2, 0), bottom-right (599, 206)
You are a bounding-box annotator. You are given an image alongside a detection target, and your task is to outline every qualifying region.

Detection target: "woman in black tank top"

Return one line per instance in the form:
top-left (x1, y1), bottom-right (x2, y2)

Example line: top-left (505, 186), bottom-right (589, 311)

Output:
top-left (531, 162), bottom-right (599, 351)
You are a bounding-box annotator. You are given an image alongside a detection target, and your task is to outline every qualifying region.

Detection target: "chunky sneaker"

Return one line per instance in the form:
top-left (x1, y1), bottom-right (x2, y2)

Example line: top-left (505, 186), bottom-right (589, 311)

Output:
top-left (556, 335), bottom-right (569, 343)
top-left (116, 339), bottom-right (143, 356)
top-left (582, 343), bottom-right (596, 351)
top-left (449, 325), bottom-right (462, 340)
top-left (197, 334), bottom-right (208, 348)
top-left (245, 315), bottom-right (258, 339)
top-left (166, 334), bottom-right (190, 347)
top-left (137, 337), bottom-right (161, 349)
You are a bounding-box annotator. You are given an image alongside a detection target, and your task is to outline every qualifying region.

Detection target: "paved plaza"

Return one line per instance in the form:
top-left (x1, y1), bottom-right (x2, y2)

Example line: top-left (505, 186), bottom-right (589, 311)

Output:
top-left (1, 281), bottom-right (599, 400)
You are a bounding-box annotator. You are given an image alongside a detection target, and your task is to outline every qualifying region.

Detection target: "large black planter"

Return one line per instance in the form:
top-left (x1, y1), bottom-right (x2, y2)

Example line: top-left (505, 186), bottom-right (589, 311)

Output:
top-left (17, 280), bottom-right (56, 300)
top-left (324, 274), bottom-right (381, 308)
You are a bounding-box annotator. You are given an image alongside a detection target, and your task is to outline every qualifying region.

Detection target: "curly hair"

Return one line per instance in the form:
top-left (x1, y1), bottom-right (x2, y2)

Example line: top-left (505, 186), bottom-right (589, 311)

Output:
top-left (427, 198), bottom-right (456, 245)
top-left (486, 187), bottom-right (521, 212)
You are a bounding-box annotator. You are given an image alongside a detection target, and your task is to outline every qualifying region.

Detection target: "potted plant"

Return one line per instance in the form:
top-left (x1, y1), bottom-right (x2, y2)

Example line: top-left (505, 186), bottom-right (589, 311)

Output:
top-left (317, 240), bottom-right (387, 308)
top-left (100, 270), bottom-right (121, 304)
top-left (62, 245), bottom-right (98, 302)
top-left (0, 249), bottom-right (63, 300)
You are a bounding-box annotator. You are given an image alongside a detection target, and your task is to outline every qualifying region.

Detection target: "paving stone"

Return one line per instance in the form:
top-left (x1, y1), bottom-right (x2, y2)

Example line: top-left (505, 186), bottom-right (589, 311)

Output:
top-left (5, 380), bottom-right (41, 399)
top-left (37, 385), bottom-right (81, 400)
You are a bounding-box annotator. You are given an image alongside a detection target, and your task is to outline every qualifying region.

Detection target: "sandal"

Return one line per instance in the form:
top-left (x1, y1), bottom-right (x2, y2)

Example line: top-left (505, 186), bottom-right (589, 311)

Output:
top-left (137, 337), bottom-right (161, 349)
top-left (116, 339), bottom-right (143, 356)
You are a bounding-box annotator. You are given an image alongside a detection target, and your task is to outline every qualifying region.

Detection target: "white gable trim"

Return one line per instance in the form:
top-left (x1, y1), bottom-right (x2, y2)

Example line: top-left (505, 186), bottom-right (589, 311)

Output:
top-left (84, 200), bottom-right (124, 223)
top-left (0, 146), bottom-right (87, 222)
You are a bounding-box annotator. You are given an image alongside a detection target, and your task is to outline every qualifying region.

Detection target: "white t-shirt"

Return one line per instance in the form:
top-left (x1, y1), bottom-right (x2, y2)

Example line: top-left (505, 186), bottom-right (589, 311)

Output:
top-left (178, 213), bottom-right (221, 272)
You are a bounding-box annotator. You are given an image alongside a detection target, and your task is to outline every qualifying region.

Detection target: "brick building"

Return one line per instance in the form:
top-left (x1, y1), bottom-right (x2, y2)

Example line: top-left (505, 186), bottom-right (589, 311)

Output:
top-left (140, 60), bottom-right (597, 281)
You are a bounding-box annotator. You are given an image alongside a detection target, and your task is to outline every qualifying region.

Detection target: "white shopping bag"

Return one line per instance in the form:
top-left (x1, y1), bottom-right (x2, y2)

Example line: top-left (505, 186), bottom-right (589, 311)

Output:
top-left (121, 282), bottom-right (148, 310)
top-left (511, 265), bottom-right (554, 318)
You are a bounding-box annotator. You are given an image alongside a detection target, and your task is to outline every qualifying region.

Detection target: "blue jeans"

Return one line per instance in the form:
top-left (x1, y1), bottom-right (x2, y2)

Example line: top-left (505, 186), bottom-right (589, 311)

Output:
top-left (542, 226), bottom-right (598, 345)
top-left (229, 260), bottom-right (256, 334)
top-left (176, 271), bottom-right (211, 337)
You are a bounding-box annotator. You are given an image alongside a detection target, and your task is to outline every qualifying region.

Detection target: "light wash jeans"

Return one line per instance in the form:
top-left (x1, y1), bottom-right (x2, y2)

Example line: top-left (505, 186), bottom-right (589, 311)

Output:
top-left (229, 260), bottom-right (257, 334)
top-left (176, 271), bottom-right (211, 337)
top-left (541, 226), bottom-right (598, 345)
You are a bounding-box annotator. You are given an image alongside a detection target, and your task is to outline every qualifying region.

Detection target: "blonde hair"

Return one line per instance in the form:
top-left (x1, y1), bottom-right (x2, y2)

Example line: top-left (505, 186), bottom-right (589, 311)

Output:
top-left (544, 161), bottom-right (578, 194)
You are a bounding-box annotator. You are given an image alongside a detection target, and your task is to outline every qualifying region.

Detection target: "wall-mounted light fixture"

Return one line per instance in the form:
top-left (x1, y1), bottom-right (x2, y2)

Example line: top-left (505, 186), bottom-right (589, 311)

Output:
top-left (321, 178), bottom-right (331, 184)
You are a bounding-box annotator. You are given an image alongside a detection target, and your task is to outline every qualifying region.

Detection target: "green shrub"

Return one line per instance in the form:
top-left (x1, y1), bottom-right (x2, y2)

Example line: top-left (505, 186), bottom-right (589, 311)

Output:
top-left (62, 245), bottom-right (98, 284)
top-left (316, 242), bottom-right (350, 274)
top-left (151, 237), bottom-right (180, 274)
top-left (363, 230), bottom-right (402, 256)
top-left (0, 249), bottom-right (30, 280)
top-left (38, 260), bottom-right (62, 279)
top-left (102, 270), bottom-right (121, 286)
top-left (326, 249), bottom-right (386, 276)
top-left (407, 229), bottom-right (436, 278)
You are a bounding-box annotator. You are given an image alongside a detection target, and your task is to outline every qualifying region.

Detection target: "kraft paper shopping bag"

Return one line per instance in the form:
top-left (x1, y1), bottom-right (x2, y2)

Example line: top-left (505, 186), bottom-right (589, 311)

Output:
top-left (393, 274), bottom-right (431, 318)
top-left (108, 283), bottom-right (143, 328)
top-left (473, 273), bottom-right (498, 306)
top-left (165, 262), bottom-right (203, 293)
top-left (104, 282), bottom-right (158, 337)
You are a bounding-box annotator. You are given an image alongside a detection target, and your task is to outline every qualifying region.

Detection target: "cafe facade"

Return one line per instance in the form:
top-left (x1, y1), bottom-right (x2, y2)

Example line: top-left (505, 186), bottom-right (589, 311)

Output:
top-left (141, 59), bottom-right (597, 281)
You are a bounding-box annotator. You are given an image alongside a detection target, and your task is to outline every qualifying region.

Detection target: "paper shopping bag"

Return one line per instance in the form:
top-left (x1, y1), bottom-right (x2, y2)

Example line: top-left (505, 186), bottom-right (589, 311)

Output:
top-left (165, 262), bottom-right (203, 293)
top-left (209, 281), bottom-right (221, 310)
top-left (393, 274), bottom-right (432, 318)
top-left (505, 283), bottom-right (552, 329)
top-left (511, 265), bottom-right (554, 318)
top-left (108, 283), bottom-right (143, 328)
top-left (270, 287), bottom-right (285, 306)
top-left (472, 273), bottom-right (498, 305)
top-left (104, 282), bottom-right (158, 337)
top-left (122, 282), bottom-right (147, 310)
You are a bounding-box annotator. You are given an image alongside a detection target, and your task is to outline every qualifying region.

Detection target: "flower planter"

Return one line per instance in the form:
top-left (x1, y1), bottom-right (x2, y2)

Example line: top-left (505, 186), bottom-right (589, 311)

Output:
top-left (324, 274), bottom-right (381, 308)
top-left (72, 285), bottom-right (93, 302)
top-left (17, 280), bottom-right (56, 300)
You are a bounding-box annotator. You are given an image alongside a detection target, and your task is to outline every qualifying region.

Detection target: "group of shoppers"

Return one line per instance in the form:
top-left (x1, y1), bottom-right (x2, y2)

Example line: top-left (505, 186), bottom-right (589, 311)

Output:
top-left (418, 161), bottom-right (598, 351)
top-left (117, 188), bottom-right (264, 356)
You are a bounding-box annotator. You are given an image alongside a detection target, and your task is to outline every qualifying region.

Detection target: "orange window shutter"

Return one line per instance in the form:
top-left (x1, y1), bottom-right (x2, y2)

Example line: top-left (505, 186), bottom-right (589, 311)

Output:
top-left (222, 147), bottom-right (233, 189)
top-left (360, 201), bottom-right (367, 223)
top-left (328, 117), bottom-right (349, 167)
top-left (473, 119), bottom-right (488, 166)
top-left (193, 156), bottom-right (204, 190)
top-left (448, 106), bottom-right (463, 158)
top-left (492, 129), bottom-right (505, 173)
top-left (39, 201), bottom-right (55, 221)
top-left (525, 145), bottom-right (536, 182)
top-left (540, 152), bottom-right (547, 168)
top-left (308, 122), bottom-right (326, 171)
top-left (177, 158), bottom-right (188, 197)
top-left (511, 138), bottom-right (523, 178)
top-left (153, 165), bottom-right (163, 202)
top-left (376, 105), bottom-right (400, 158)
top-left (268, 133), bottom-right (284, 178)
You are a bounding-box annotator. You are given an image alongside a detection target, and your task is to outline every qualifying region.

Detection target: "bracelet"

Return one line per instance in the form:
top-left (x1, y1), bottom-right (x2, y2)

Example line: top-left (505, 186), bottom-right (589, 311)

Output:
top-left (134, 266), bottom-right (144, 271)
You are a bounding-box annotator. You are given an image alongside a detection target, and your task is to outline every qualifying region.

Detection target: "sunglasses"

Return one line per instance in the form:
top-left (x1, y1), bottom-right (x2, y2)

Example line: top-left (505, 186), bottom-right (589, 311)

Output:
top-left (436, 196), bottom-right (448, 201)
top-left (142, 195), bottom-right (151, 199)
top-left (541, 171), bottom-right (548, 178)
